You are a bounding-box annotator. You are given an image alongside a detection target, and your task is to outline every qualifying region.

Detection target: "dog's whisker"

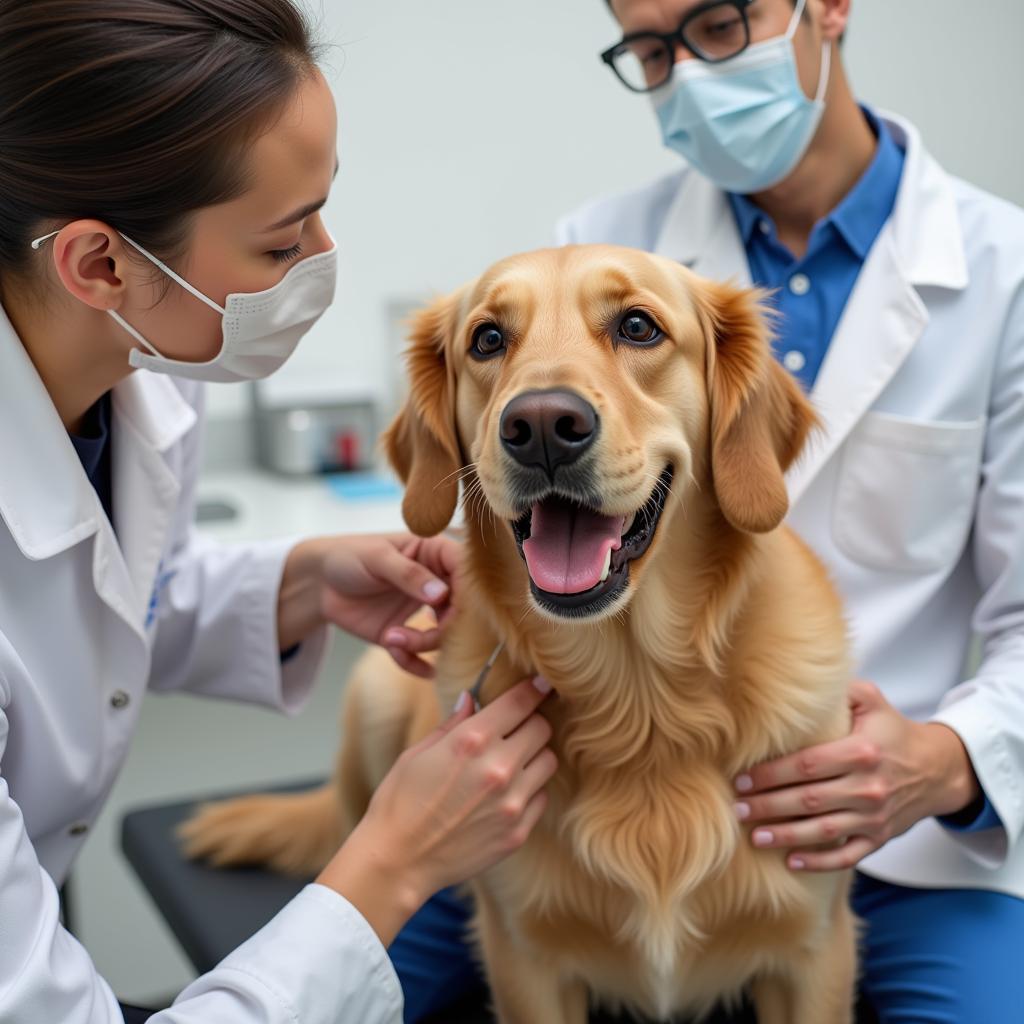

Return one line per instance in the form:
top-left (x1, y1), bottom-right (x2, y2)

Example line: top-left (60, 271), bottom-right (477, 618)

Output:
top-left (466, 481), bottom-right (500, 532)
top-left (435, 462), bottom-right (479, 490)
top-left (466, 483), bottom-right (488, 524)
top-left (465, 477), bottom-right (485, 502)
top-left (482, 498), bottom-right (497, 530)
top-left (639, 467), bottom-right (685, 517)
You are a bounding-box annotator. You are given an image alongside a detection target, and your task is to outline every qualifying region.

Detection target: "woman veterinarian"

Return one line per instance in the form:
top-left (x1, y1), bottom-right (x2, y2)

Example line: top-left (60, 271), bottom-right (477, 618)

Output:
top-left (0, 2), bottom-right (557, 1021)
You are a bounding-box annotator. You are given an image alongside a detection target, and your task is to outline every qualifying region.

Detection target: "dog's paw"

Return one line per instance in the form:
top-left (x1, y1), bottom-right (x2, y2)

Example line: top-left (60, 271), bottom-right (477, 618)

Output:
top-left (176, 790), bottom-right (338, 876)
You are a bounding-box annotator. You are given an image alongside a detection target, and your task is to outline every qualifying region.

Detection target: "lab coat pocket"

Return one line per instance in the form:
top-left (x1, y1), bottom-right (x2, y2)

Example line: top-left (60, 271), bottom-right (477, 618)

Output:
top-left (833, 412), bottom-right (985, 573)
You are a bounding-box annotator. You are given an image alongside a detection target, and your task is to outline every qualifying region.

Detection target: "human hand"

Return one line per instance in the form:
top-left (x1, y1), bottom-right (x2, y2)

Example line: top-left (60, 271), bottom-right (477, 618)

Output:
top-left (278, 533), bottom-right (461, 676)
top-left (732, 680), bottom-right (981, 872)
top-left (317, 676), bottom-right (557, 944)
top-left (320, 533), bottom-right (461, 676)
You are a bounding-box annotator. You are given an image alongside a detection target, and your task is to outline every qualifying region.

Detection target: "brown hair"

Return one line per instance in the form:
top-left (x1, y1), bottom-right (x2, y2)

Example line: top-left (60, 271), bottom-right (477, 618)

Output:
top-left (0, 0), bottom-right (319, 288)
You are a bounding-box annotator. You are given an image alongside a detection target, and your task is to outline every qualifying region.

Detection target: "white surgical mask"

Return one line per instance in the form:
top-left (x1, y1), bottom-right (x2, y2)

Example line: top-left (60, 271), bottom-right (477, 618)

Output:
top-left (651, 0), bottom-right (831, 194)
top-left (31, 229), bottom-right (338, 383)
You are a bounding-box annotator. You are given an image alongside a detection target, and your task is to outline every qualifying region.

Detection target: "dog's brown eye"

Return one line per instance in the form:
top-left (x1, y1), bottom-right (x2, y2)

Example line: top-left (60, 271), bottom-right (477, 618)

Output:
top-left (618, 311), bottom-right (662, 347)
top-left (471, 324), bottom-right (505, 359)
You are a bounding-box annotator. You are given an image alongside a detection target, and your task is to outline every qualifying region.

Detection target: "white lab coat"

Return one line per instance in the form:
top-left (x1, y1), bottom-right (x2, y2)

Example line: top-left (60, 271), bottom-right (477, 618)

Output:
top-left (0, 307), bottom-right (403, 1022)
top-left (557, 113), bottom-right (1024, 897)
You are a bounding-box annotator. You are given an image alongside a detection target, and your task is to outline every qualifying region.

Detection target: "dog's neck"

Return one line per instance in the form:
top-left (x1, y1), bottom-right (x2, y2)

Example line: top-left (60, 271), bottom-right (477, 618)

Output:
top-left (461, 500), bottom-right (768, 769)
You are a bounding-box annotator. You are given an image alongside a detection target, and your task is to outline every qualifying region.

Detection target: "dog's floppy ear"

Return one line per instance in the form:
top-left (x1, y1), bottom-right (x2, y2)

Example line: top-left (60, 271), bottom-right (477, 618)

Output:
top-left (700, 281), bottom-right (817, 533)
top-left (382, 292), bottom-right (463, 537)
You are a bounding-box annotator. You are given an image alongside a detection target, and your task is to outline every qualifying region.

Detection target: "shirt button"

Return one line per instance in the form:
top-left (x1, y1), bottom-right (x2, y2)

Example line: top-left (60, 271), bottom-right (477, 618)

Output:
top-left (110, 690), bottom-right (130, 709)
top-left (783, 350), bottom-right (807, 373)
top-left (68, 823), bottom-right (89, 837)
top-left (789, 273), bottom-right (811, 296)
top-left (758, 219), bottom-right (771, 235)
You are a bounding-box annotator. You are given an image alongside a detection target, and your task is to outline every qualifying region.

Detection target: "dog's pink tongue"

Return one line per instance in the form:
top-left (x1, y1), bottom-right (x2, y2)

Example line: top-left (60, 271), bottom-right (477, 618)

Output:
top-left (523, 500), bottom-right (624, 594)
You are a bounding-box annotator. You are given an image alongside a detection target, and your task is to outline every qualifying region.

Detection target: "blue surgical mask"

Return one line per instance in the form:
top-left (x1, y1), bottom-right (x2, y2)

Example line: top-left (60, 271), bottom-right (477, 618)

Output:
top-left (651, 0), bottom-right (831, 194)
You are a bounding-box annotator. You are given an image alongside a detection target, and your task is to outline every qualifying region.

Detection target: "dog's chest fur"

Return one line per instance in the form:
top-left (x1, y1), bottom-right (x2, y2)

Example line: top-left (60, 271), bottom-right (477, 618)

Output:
top-left (454, 525), bottom-right (849, 1018)
top-left (475, 648), bottom-right (839, 1020)
top-left (482, 748), bottom-right (821, 1020)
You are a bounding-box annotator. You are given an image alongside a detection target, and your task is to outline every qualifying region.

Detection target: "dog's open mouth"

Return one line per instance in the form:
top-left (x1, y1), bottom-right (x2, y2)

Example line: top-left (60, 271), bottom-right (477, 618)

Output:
top-left (510, 465), bottom-right (674, 618)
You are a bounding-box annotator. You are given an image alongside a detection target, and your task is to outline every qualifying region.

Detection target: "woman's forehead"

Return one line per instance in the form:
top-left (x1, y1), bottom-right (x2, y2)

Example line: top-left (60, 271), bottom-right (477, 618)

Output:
top-left (230, 72), bottom-right (338, 227)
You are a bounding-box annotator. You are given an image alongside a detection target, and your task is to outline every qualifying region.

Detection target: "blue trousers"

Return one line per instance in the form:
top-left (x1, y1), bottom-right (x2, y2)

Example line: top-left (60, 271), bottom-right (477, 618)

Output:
top-left (388, 873), bottom-right (1024, 1023)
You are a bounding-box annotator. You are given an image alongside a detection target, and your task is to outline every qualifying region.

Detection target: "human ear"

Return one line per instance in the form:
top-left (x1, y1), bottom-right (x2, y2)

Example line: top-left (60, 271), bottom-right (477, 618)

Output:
top-left (49, 219), bottom-right (130, 312)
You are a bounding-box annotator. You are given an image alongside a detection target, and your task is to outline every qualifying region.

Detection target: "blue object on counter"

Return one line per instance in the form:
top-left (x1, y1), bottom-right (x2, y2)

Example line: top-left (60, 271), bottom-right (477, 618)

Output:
top-left (325, 472), bottom-right (403, 501)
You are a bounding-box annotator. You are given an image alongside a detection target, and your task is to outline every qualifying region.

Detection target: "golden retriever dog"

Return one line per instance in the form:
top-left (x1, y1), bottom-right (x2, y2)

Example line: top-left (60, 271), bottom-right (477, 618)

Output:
top-left (181, 245), bottom-right (856, 1023)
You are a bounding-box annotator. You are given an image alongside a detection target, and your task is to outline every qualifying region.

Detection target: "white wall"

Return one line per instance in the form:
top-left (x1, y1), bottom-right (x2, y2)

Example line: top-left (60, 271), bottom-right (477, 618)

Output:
top-left (845, 0), bottom-right (1023, 209)
top-left (203, 0), bottom-right (1024, 423)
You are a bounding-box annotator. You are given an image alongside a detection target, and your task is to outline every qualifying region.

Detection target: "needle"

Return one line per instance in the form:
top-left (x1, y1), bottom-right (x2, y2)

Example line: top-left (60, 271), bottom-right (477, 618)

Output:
top-left (468, 640), bottom-right (506, 712)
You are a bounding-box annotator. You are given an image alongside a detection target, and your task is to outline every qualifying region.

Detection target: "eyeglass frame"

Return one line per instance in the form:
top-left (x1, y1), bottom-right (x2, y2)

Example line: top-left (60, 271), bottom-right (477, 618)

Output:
top-left (600, 0), bottom-right (756, 94)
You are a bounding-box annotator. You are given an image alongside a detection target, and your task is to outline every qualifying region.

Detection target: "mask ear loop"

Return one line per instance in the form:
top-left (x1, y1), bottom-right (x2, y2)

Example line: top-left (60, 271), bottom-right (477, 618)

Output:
top-left (30, 230), bottom-right (60, 250)
top-left (108, 310), bottom-right (164, 357)
top-left (814, 41), bottom-right (832, 103)
top-left (785, 0), bottom-right (809, 40)
top-left (114, 235), bottom-right (228, 360)
top-left (30, 228), bottom-right (225, 315)
top-left (31, 228), bottom-right (227, 360)
top-left (118, 234), bottom-right (226, 316)
top-left (784, 0), bottom-right (831, 105)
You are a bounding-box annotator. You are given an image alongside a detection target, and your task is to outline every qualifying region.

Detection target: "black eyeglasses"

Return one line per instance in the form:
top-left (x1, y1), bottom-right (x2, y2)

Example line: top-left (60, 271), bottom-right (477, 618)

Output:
top-left (600, 0), bottom-right (754, 94)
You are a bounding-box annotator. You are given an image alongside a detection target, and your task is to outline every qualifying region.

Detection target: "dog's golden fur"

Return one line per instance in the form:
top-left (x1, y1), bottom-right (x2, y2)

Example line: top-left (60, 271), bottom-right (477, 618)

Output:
top-left (181, 246), bottom-right (856, 1023)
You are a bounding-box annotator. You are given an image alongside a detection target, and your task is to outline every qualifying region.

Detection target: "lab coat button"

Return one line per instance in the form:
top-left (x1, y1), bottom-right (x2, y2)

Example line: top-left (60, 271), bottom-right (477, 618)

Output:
top-left (68, 823), bottom-right (89, 836)
top-left (110, 690), bottom-right (130, 709)
top-left (789, 273), bottom-right (811, 296)
top-left (783, 350), bottom-right (807, 373)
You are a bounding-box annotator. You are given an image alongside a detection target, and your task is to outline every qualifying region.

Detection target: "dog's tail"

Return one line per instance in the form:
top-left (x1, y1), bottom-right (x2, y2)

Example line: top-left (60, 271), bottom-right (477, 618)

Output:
top-left (176, 781), bottom-right (345, 878)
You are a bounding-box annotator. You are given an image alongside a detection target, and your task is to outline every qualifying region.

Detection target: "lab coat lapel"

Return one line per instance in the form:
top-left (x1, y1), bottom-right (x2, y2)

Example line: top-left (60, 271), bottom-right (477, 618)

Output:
top-left (0, 309), bottom-right (97, 559)
top-left (654, 168), bottom-right (753, 287)
top-left (0, 307), bottom-right (148, 642)
top-left (111, 372), bottom-right (195, 630)
top-left (785, 230), bottom-right (927, 503)
top-left (787, 113), bottom-right (969, 504)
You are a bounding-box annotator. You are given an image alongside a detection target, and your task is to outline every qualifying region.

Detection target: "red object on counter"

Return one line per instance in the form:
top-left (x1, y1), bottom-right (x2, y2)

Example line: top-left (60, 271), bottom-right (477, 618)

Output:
top-left (334, 431), bottom-right (359, 471)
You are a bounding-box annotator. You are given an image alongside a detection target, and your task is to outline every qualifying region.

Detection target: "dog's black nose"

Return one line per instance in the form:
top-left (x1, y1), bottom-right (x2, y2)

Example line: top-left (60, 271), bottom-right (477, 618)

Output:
top-left (500, 389), bottom-right (598, 476)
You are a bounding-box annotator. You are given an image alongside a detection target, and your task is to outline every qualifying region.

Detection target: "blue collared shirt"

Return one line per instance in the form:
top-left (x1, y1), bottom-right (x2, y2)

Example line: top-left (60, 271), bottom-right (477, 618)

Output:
top-left (727, 108), bottom-right (905, 392)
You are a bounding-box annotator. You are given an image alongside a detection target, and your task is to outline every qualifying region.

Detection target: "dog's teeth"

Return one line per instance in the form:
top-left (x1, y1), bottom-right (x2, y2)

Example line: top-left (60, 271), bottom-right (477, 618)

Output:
top-left (623, 512), bottom-right (636, 535)
top-left (600, 548), bottom-right (612, 582)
